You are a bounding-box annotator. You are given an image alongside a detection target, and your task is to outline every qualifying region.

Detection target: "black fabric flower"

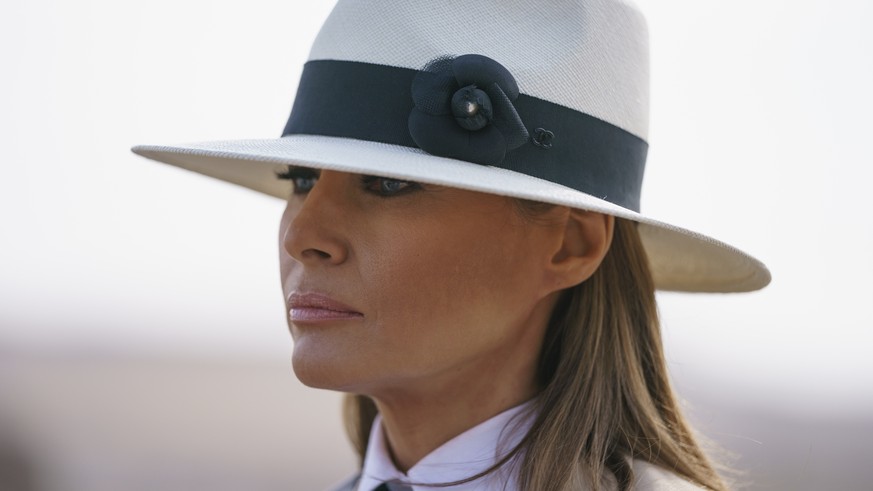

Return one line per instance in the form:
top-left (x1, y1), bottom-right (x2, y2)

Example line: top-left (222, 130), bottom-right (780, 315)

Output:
top-left (408, 54), bottom-right (529, 166)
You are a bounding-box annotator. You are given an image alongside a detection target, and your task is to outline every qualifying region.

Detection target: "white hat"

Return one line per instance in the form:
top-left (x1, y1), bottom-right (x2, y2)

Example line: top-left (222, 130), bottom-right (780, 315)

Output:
top-left (131, 0), bottom-right (770, 293)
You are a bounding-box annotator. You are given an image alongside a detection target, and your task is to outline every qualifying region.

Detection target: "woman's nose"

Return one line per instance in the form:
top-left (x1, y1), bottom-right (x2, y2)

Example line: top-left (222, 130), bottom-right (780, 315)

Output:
top-left (281, 175), bottom-right (350, 266)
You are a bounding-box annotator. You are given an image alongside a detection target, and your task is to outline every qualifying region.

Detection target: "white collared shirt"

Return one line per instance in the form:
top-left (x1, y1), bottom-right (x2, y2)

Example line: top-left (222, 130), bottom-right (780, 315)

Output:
top-left (357, 402), bottom-right (534, 491)
top-left (354, 402), bottom-right (705, 491)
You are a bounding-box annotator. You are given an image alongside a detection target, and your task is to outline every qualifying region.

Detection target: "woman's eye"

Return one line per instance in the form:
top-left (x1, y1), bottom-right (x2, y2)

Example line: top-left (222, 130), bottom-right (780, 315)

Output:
top-left (276, 168), bottom-right (418, 197)
top-left (276, 167), bottom-right (318, 196)
top-left (291, 176), bottom-right (318, 195)
top-left (362, 176), bottom-right (419, 197)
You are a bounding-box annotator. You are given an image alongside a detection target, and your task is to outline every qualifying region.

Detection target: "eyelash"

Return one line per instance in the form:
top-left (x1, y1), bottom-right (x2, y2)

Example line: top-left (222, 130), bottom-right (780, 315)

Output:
top-left (275, 168), bottom-right (420, 197)
top-left (360, 175), bottom-right (419, 197)
top-left (275, 168), bottom-right (318, 196)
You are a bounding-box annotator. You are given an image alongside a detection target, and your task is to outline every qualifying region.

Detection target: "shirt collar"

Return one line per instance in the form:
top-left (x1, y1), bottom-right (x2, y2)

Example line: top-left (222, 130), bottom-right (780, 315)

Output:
top-left (358, 401), bottom-right (535, 491)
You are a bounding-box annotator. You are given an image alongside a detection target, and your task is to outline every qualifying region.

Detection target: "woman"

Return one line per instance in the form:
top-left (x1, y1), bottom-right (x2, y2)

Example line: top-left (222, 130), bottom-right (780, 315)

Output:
top-left (132, 0), bottom-right (770, 489)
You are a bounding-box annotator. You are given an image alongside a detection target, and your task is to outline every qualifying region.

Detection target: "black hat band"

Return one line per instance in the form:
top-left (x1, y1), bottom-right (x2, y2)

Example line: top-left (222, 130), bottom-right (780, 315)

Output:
top-left (282, 59), bottom-right (648, 212)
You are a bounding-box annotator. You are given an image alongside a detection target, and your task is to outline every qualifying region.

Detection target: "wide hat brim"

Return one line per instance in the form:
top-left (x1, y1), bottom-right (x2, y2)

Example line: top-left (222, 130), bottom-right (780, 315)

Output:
top-left (132, 135), bottom-right (771, 293)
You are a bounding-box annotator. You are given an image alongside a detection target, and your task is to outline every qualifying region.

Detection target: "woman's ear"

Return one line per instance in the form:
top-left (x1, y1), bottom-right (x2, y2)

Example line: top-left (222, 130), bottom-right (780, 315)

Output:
top-left (545, 209), bottom-right (615, 292)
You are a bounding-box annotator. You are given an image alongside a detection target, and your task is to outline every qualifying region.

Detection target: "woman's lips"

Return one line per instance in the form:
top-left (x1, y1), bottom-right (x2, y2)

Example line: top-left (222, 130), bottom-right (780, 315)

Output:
top-left (288, 292), bottom-right (363, 323)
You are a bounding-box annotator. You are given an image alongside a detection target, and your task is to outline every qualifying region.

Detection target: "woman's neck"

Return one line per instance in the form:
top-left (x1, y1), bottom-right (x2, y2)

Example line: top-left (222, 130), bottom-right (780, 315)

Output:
top-left (367, 291), bottom-right (559, 472)
top-left (375, 379), bottom-right (538, 472)
top-left (370, 333), bottom-right (544, 472)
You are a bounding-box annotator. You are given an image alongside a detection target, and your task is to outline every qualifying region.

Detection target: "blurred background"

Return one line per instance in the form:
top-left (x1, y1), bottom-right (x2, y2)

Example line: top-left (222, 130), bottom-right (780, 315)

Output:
top-left (1, 0), bottom-right (871, 489)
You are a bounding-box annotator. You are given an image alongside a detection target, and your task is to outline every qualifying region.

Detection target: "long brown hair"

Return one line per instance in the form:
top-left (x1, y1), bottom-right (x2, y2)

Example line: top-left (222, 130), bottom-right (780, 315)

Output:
top-left (343, 216), bottom-right (728, 491)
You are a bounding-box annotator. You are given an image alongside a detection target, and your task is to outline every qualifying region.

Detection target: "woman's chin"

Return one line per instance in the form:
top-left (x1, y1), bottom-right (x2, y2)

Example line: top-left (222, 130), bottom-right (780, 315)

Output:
top-left (291, 340), bottom-right (367, 391)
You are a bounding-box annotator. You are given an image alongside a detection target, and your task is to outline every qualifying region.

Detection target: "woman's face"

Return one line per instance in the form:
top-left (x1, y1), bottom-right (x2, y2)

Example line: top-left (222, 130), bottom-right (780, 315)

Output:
top-left (278, 169), bottom-right (570, 397)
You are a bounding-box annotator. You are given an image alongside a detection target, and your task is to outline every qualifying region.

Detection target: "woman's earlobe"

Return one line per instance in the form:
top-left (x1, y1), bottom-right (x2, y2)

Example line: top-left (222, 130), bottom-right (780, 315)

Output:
top-left (548, 210), bottom-right (615, 290)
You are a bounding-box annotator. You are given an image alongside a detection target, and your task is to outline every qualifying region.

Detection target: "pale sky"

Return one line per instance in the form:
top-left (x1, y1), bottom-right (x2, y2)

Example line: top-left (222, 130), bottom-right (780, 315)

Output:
top-left (1, 0), bottom-right (871, 415)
